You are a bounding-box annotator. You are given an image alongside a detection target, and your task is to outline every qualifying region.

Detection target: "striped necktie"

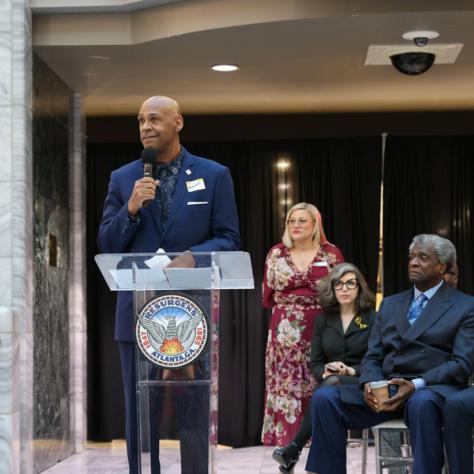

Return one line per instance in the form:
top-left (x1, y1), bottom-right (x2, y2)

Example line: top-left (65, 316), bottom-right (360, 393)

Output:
top-left (407, 293), bottom-right (428, 326)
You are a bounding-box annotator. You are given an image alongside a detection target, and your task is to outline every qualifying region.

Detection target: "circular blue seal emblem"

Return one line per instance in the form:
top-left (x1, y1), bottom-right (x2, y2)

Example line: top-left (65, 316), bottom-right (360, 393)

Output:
top-left (136, 293), bottom-right (209, 368)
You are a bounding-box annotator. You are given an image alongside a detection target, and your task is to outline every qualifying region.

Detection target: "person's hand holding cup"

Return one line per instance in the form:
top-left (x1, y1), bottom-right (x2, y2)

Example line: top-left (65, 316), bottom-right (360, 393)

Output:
top-left (366, 380), bottom-right (390, 412)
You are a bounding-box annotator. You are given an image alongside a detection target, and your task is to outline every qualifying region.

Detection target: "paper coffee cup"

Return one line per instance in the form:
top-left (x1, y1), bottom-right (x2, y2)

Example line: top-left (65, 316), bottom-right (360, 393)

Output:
top-left (368, 380), bottom-right (389, 403)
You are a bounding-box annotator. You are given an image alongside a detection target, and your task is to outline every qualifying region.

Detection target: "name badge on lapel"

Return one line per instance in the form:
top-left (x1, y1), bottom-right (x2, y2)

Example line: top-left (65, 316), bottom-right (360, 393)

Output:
top-left (186, 178), bottom-right (206, 192)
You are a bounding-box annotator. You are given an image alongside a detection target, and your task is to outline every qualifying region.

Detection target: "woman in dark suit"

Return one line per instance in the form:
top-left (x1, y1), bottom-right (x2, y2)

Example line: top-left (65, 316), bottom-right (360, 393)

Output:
top-left (273, 262), bottom-right (376, 473)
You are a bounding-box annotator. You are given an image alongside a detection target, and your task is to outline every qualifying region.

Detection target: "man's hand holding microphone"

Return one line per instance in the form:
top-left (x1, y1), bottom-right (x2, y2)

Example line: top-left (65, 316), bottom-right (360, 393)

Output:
top-left (128, 147), bottom-right (159, 217)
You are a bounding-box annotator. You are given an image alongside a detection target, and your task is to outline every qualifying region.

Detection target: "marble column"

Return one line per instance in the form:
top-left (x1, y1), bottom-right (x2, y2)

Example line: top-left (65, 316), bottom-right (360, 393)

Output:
top-left (32, 55), bottom-right (72, 472)
top-left (69, 92), bottom-right (87, 454)
top-left (0, 1), bottom-right (33, 474)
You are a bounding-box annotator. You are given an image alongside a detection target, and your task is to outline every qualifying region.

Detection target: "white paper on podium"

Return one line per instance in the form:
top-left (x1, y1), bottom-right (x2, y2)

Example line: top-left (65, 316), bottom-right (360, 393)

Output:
top-left (144, 249), bottom-right (172, 269)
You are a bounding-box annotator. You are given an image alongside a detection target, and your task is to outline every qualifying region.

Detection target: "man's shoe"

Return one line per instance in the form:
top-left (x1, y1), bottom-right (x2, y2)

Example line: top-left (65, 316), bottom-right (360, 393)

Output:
top-left (272, 443), bottom-right (300, 470)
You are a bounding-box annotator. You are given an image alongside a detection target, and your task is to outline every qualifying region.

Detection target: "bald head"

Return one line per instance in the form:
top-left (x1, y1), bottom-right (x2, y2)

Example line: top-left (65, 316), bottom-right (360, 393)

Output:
top-left (140, 96), bottom-right (181, 115)
top-left (138, 95), bottom-right (183, 162)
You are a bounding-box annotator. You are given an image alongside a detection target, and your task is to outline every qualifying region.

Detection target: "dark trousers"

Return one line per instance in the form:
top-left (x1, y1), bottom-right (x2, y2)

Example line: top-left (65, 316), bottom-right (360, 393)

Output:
top-left (289, 374), bottom-right (359, 449)
top-left (120, 342), bottom-right (140, 474)
top-left (119, 342), bottom-right (210, 474)
top-left (306, 386), bottom-right (445, 474)
top-left (443, 387), bottom-right (474, 474)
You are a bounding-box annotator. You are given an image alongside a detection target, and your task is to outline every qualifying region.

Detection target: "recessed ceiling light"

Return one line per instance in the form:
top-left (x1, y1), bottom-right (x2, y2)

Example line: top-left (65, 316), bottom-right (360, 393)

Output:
top-left (90, 55), bottom-right (109, 60)
top-left (211, 64), bottom-right (239, 72)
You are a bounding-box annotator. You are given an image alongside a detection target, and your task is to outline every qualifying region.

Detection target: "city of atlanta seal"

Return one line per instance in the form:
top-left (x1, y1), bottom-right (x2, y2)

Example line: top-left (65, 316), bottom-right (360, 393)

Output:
top-left (136, 293), bottom-right (209, 368)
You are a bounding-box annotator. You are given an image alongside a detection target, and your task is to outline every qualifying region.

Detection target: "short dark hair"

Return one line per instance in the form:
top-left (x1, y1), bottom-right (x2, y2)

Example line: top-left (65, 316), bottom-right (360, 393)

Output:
top-left (317, 263), bottom-right (375, 314)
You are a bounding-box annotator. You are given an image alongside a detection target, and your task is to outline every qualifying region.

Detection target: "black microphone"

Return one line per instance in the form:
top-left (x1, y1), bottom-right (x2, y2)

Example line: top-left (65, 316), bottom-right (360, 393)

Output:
top-left (141, 147), bottom-right (156, 208)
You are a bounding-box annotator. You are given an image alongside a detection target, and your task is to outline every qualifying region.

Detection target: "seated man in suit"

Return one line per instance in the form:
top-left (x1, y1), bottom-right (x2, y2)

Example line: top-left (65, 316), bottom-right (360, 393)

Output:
top-left (443, 386), bottom-right (474, 474)
top-left (443, 262), bottom-right (474, 474)
top-left (306, 234), bottom-right (474, 474)
top-left (97, 96), bottom-right (240, 474)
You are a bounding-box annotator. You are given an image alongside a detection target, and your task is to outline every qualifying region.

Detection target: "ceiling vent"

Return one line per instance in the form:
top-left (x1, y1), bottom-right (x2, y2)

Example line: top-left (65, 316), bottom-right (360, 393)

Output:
top-left (365, 43), bottom-right (463, 66)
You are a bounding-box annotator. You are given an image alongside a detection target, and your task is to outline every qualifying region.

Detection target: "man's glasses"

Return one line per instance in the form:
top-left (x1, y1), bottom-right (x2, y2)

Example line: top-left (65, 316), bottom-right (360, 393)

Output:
top-left (333, 279), bottom-right (359, 291)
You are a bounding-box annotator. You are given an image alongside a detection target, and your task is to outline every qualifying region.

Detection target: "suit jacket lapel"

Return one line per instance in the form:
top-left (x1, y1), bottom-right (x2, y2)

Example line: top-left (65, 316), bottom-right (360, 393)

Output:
top-left (325, 314), bottom-right (343, 336)
top-left (400, 283), bottom-right (452, 347)
top-left (394, 290), bottom-right (412, 337)
top-left (345, 311), bottom-right (369, 337)
top-left (161, 151), bottom-right (195, 242)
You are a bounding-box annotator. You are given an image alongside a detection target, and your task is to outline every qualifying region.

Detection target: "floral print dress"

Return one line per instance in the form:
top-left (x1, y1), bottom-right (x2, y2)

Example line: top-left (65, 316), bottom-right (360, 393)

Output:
top-left (261, 242), bottom-right (344, 446)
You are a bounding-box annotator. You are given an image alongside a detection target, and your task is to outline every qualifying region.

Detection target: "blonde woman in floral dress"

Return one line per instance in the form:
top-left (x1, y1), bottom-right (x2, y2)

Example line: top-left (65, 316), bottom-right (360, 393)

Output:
top-left (261, 202), bottom-right (344, 447)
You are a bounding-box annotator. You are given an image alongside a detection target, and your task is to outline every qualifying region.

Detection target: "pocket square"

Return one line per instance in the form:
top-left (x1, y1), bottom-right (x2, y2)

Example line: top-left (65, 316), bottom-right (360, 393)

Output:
top-left (187, 201), bottom-right (208, 205)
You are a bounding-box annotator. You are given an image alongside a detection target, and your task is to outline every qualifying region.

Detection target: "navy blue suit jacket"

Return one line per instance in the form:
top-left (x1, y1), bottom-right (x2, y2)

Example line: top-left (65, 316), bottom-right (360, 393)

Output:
top-left (339, 282), bottom-right (474, 404)
top-left (97, 148), bottom-right (240, 341)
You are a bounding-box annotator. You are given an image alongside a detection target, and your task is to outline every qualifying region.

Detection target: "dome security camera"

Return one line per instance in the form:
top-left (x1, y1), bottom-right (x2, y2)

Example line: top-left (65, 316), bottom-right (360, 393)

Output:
top-left (390, 30), bottom-right (439, 75)
top-left (413, 36), bottom-right (429, 47)
top-left (389, 51), bottom-right (435, 75)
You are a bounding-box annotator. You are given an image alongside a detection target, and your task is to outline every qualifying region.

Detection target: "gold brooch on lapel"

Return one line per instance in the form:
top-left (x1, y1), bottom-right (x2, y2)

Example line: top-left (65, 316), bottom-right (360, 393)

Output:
top-left (354, 315), bottom-right (368, 330)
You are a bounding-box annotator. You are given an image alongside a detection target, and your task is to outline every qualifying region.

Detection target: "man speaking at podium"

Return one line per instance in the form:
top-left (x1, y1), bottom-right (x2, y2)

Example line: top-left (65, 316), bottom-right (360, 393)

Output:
top-left (97, 96), bottom-right (240, 473)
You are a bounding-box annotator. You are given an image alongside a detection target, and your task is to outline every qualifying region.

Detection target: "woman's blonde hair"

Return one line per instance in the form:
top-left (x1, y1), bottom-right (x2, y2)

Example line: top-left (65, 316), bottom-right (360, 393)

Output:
top-left (282, 202), bottom-right (328, 248)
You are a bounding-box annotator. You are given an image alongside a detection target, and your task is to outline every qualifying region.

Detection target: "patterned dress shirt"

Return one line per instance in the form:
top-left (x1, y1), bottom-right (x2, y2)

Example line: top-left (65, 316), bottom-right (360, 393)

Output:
top-left (154, 148), bottom-right (184, 224)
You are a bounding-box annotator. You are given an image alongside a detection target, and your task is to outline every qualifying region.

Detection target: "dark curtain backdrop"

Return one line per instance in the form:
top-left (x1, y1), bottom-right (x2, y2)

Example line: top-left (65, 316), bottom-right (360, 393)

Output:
top-left (87, 137), bottom-right (382, 446)
top-left (186, 142), bottom-right (278, 446)
top-left (294, 138), bottom-right (382, 290)
top-left (383, 136), bottom-right (474, 296)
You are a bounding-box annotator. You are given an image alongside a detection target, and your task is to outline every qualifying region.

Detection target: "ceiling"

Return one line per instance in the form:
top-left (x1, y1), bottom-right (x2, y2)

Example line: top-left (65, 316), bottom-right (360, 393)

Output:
top-left (32, 0), bottom-right (474, 116)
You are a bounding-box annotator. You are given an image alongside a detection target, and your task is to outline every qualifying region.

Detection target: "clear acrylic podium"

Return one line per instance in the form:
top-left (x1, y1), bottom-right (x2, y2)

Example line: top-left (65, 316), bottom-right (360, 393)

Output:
top-left (95, 252), bottom-right (254, 474)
